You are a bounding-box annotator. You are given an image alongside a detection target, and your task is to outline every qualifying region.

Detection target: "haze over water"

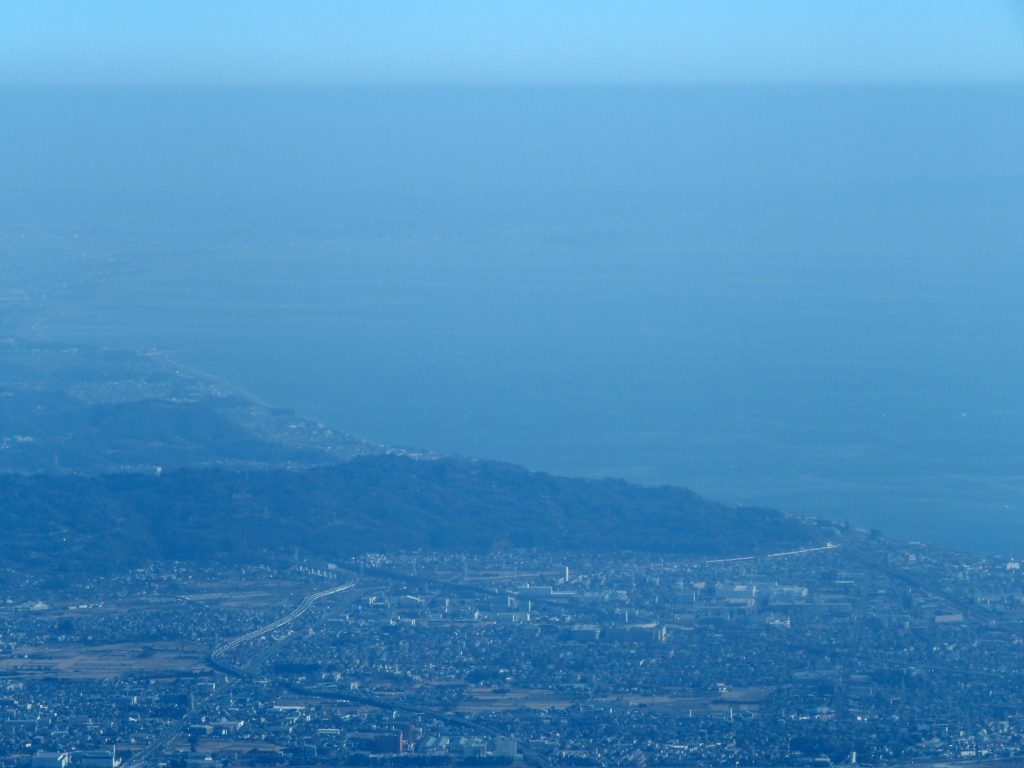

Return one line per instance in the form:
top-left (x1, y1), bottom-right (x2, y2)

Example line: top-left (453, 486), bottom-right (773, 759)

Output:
top-left (4, 85), bottom-right (1024, 552)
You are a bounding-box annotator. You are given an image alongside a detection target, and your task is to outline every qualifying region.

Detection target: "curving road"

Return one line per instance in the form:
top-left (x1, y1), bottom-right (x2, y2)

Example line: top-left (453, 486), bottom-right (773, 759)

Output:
top-left (126, 580), bottom-right (355, 767)
top-left (212, 581), bottom-right (355, 659)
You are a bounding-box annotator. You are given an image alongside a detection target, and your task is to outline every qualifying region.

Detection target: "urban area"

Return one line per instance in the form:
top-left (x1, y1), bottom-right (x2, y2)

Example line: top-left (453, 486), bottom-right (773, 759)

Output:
top-left (4, 530), bottom-right (1024, 767)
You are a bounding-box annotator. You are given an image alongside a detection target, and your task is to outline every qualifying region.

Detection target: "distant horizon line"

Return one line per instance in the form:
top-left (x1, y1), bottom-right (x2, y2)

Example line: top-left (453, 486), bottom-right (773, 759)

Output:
top-left (3, 79), bottom-right (1024, 90)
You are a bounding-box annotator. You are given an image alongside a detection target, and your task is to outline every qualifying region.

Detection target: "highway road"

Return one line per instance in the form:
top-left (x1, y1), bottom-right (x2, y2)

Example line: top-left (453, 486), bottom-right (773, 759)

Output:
top-left (125, 579), bottom-right (355, 767)
top-left (706, 542), bottom-right (839, 564)
top-left (212, 580), bottom-right (355, 659)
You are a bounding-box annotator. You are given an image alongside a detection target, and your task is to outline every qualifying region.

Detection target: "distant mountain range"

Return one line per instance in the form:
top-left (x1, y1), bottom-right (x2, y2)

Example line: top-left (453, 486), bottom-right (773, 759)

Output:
top-left (0, 339), bottom-right (820, 579)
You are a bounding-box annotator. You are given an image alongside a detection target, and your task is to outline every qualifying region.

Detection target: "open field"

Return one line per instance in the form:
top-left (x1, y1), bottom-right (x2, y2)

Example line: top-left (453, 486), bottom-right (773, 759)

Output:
top-left (0, 641), bottom-right (209, 679)
top-left (455, 686), bottom-right (575, 713)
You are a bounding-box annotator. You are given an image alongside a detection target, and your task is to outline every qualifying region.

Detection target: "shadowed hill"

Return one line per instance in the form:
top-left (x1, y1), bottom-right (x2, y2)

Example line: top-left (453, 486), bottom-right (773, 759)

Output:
top-left (0, 455), bottom-right (817, 577)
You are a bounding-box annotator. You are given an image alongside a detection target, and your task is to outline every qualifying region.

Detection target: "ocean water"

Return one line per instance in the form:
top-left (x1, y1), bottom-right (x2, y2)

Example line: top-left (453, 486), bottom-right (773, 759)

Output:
top-left (3, 85), bottom-right (1023, 553)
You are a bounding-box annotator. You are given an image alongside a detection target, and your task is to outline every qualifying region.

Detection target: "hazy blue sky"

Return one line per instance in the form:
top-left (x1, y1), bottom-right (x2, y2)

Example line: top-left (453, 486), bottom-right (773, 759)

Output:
top-left (3, 1), bottom-right (1024, 86)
